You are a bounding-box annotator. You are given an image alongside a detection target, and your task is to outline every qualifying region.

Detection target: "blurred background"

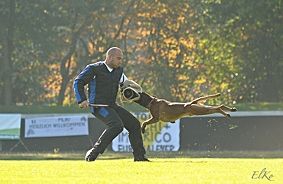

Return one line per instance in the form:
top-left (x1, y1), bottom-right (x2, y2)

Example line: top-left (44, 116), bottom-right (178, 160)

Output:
top-left (1, 0), bottom-right (282, 107)
top-left (0, 0), bottom-right (282, 154)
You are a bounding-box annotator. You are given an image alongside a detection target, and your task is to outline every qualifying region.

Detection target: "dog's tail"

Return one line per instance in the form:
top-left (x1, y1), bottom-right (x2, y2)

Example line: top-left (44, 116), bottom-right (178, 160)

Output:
top-left (185, 93), bottom-right (221, 106)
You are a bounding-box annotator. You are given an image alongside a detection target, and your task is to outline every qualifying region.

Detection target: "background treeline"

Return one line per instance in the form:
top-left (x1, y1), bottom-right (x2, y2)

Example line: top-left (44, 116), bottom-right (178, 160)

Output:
top-left (0, 0), bottom-right (282, 107)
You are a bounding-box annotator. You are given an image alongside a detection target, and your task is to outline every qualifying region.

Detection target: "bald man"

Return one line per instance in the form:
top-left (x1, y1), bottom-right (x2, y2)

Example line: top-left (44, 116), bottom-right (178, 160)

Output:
top-left (74, 47), bottom-right (149, 162)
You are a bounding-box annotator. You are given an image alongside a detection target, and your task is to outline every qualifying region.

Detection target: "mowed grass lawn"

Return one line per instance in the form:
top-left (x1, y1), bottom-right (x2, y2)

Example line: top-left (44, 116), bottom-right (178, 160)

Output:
top-left (0, 158), bottom-right (282, 184)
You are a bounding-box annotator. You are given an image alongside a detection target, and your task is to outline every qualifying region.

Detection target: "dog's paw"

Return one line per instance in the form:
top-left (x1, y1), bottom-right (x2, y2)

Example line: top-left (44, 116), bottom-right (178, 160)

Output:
top-left (231, 107), bottom-right (237, 112)
top-left (141, 127), bottom-right (145, 134)
top-left (141, 124), bottom-right (146, 134)
top-left (141, 123), bottom-right (147, 134)
top-left (226, 114), bottom-right (231, 119)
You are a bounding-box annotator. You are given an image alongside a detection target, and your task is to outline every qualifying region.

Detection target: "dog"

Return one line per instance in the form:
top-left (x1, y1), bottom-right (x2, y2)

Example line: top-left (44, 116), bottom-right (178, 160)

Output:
top-left (134, 92), bottom-right (237, 134)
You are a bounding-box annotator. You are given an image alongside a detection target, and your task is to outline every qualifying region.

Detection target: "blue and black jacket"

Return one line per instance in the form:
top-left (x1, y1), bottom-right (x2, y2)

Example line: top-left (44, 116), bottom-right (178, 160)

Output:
top-left (74, 61), bottom-right (123, 112)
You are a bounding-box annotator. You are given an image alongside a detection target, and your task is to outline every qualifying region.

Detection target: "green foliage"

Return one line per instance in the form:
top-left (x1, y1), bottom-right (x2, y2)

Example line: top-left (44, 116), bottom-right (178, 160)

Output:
top-left (0, 105), bottom-right (90, 114)
top-left (0, 0), bottom-right (282, 106)
top-left (1, 102), bottom-right (283, 114)
top-left (204, 0), bottom-right (283, 102)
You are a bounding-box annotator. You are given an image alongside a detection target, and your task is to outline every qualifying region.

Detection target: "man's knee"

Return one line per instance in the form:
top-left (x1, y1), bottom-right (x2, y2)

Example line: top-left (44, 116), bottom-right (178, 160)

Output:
top-left (111, 121), bottom-right (124, 134)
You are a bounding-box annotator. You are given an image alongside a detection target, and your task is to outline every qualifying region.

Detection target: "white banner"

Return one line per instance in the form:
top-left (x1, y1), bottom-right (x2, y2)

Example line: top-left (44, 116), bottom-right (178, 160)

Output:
top-left (112, 112), bottom-right (180, 152)
top-left (0, 114), bottom-right (21, 140)
top-left (25, 115), bottom-right (88, 138)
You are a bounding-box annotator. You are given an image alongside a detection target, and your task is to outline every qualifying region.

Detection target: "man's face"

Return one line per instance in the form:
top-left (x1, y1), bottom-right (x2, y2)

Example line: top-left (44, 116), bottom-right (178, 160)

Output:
top-left (109, 51), bottom-right (123, 69)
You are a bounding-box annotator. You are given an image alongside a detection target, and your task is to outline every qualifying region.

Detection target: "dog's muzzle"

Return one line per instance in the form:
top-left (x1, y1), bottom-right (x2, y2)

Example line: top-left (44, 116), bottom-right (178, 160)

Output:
top-left (122, 87), bottom-right (141, 102)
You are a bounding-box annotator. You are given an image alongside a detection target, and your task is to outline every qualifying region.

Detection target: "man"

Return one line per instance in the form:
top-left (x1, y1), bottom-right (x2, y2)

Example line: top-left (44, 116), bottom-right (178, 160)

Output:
top-left (74, 47), bottom-right (149, 162)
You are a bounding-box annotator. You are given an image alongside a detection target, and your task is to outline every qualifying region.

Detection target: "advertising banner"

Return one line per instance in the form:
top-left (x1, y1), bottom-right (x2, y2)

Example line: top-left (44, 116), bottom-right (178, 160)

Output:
top-left (25, 115), bottom-right (88, 138)
top-left (112, 112), bottom-right (180, 152)
top-left (0, 114), bottom-right (21, 140)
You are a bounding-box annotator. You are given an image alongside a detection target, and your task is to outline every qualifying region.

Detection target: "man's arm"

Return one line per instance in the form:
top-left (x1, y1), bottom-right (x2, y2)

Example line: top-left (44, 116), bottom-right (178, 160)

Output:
top-left (73, 65), bottom-right (96, 107)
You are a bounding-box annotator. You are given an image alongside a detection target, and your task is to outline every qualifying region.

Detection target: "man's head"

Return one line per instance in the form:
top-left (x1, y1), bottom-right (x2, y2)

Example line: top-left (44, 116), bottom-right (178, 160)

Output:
top-left (105, 47), bottom-right (123, 69)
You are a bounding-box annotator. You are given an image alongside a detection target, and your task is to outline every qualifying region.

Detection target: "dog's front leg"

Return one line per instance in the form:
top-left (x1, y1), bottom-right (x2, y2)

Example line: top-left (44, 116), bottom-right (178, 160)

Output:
top-left (141, 118), bottom-right (159, 134)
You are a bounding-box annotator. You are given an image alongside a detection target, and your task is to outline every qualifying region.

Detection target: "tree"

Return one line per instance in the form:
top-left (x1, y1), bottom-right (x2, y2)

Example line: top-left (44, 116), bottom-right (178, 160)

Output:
top-left (0, 0), bottom-right (15, 105)
top-left (0, 0), bottom-right (60, 105)
top-left (124, 0), bottom-right (205, 102)
top-left (47, 0), bottom-right (137, 106)
top-left (205, 0), bottom-right (283, 103)
top-left (1, 0), bottom-right (282, 106)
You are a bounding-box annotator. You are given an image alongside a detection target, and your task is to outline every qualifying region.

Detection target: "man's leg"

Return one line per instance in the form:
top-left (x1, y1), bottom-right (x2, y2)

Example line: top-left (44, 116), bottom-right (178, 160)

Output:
top-left (86, 106), bottom-right (124, 161)
top-left (113, 104), bottom-right (148, 161)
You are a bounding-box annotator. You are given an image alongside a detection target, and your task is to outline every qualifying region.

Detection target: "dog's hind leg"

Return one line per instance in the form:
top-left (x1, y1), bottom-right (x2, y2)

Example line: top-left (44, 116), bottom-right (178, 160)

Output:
top-left (186, 104), bottom-right (233, 118)
top-left (186, 93), bottom-right (221, 106)
top-left (218, 107), bottom-right (231, 118)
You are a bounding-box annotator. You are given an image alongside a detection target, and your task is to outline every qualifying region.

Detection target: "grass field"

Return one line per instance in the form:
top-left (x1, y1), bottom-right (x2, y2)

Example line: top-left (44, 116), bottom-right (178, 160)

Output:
top-left (1, 101), bottom-right (283, 114)
top-left (1, 157), bottom-right (282, 184)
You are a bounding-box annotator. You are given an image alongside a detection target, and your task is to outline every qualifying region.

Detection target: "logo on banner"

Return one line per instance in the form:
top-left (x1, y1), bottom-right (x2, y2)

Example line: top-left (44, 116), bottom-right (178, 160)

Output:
top-left (0, 114), bottom-right (21, 140)
top-left (112, 112), bottom-right (180, 152)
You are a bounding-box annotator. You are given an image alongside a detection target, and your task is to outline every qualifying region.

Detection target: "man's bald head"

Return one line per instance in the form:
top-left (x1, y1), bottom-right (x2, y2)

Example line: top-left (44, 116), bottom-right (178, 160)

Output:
top-left (105, 47), bottom-right (123, 69)
top-left (106, 47), bottom-right (123, 57)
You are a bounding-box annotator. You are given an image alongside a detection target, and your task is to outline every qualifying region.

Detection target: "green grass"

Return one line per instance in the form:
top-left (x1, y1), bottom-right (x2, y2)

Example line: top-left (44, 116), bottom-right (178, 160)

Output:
top-left (233, 102), bottom-right (283, 111)
top-left (0, 158), bottom-right (282, 184)
top-left (1, 102), bottom-right (283, 114)
top-left (0, 105), bottom-right (90, 114)
top-left (1, 151), bottom-right (283, 160)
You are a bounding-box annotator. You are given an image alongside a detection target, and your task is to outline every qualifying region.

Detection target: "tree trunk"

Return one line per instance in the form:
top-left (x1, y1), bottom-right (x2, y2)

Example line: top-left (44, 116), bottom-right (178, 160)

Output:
top-left (57, 78), bottom-right (69, 106)
top-left (0, 0), bottom-right (15, 105)
top-left (0, 19), bottom-right (12, 105)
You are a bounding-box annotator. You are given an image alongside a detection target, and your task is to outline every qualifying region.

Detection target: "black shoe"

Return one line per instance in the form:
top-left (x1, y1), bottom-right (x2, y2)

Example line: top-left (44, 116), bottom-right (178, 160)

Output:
top-left (85, 148), bottom-right (99, 162)
top-left (134, 155), bottom-right (150, 162)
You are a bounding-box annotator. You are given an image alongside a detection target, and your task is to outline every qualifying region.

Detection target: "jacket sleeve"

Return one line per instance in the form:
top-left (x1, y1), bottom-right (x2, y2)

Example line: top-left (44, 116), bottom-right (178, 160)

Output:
top-left (73, 65), bottom-right (96, 104)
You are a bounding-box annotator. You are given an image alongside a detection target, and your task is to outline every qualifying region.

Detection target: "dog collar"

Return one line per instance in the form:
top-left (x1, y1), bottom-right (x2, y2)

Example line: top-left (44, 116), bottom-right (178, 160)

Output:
top-left (148, 97), bottom-right (155, 109)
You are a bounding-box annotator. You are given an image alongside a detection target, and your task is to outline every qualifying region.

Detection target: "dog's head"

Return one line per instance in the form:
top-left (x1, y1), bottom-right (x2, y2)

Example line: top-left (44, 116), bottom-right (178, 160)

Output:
top-left (134, 92), bottom-right (155, 109)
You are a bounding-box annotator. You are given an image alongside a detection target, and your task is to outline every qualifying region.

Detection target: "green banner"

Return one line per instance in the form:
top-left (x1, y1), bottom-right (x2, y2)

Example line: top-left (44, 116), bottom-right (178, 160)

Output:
top-left (0, 114), bottom-right (21, 140)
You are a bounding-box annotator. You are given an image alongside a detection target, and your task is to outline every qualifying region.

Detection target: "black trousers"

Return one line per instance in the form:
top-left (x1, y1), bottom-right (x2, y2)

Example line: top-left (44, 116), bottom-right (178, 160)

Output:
top-left (91, 103), bottom-right (146, 157)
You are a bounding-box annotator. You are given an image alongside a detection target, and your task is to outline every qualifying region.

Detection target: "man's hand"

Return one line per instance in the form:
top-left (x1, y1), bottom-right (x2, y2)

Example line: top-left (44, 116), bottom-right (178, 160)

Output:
top-left (79, 100), bottom-right (90, 108)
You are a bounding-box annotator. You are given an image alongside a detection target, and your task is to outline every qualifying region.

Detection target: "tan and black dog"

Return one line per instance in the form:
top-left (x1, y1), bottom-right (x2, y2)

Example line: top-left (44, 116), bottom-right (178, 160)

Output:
top-left (134, 92), bottom-right (237, 134)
